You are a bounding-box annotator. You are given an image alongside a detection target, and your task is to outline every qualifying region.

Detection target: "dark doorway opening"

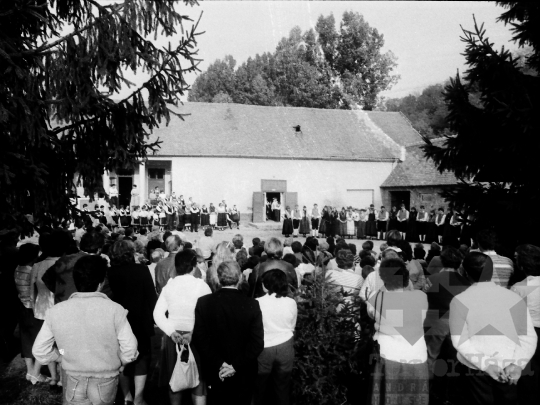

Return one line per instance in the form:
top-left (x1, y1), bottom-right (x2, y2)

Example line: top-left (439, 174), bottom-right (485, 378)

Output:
top-left (390, 191), bottom-right (410, 210)
top-left (118, 176), bottom-right (133, 208)
top-left (266, 192), bottom-right (281, 222)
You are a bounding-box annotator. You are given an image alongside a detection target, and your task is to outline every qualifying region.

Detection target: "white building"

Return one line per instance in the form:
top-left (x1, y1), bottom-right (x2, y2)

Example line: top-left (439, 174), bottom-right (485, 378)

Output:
top-left (99, 102), bottom-right (423, 222)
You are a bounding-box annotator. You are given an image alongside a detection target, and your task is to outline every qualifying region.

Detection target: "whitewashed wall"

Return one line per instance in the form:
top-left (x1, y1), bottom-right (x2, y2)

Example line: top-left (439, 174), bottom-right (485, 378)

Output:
top-left (147, 156), bottom-right (395, 220)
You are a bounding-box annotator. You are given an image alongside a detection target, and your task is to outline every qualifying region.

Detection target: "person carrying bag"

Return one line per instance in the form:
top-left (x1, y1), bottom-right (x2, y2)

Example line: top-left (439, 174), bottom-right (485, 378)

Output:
top-left (170, 338), bottom-right (199, 392)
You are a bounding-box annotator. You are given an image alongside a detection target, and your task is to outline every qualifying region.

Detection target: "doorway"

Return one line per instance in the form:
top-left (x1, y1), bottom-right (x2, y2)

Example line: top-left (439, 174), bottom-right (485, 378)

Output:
top-left (265, 192), bottom-right (281, 222)
top-left (390, 191), bottom-right (410, 210)
top-left (118, 176), bottom-right (133, 208)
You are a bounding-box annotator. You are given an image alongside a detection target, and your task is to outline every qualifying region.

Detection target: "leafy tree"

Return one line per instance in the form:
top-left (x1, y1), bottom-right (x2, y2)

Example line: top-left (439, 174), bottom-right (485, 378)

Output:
top-left (386, 84), bottom-right (451, 138)
top-left (422, 1), bottom-right (540, 251)
top-left (190, 11), bottom-right (398, 110)
top-left (0, 0), bottom-right (201, 231)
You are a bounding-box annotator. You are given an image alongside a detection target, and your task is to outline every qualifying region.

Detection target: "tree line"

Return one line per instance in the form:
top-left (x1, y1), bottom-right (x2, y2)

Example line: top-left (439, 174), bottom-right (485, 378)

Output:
top-left (188, 11), bottom-right (399, 111)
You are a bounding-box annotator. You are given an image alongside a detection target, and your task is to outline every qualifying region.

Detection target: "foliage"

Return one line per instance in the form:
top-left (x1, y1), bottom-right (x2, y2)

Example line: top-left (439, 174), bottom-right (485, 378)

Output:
top-left (385, 83), bottom-right (453, 138)
top-left (0, 0), bottom-right (202, 230)
top-left (189, 11), bottom-right (399, 110)
top-left (421, 1), bottom-right (540, 251)
top-left (292, 272), bottom-right (362, 405)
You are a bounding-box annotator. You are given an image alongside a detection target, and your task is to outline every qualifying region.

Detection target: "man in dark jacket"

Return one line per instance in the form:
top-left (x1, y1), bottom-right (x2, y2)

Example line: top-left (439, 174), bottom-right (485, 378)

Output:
top-left (193, 261), bottom-right (264, 405)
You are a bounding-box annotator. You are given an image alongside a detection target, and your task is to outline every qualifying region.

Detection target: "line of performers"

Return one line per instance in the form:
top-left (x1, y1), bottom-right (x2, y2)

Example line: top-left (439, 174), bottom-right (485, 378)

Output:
top-left (280, 203), bottom-right (473, 245)
top-left (79, 199), bottom-right (241, 232)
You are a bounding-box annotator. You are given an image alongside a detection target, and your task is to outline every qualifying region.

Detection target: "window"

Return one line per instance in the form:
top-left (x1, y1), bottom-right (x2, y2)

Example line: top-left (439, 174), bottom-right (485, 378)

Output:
top-left (149, 168), bottom-right (165, 179)
top-left (420, 193), bottom-right (434, 202)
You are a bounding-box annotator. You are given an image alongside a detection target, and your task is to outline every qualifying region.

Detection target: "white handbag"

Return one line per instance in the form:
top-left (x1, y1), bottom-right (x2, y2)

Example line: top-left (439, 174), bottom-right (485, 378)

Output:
top-left (169, 343), bottom-right (200, 392)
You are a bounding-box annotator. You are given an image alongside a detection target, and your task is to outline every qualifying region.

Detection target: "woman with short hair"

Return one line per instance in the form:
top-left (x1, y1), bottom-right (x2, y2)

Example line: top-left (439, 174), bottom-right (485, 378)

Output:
top-left (254, 270), bottom-right (297, 405)
top-left (367, 257), bottom-right (429, 405)
top-left (154, 249), bottom-right (212, 405)
top-left (108, 239), bottom-right (158, 405)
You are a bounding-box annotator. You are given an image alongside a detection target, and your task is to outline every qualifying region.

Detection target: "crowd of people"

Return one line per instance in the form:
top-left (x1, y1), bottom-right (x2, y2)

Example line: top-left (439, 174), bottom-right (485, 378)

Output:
top-left (81, 184), bottom-right (241, 233)
top-left (0, 217), bottom-right (539, 405)
top-left (276, 203), bottom-right (472, 246)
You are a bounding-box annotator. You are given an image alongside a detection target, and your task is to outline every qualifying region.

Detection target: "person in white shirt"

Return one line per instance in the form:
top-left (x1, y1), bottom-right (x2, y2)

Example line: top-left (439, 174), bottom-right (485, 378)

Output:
top-left (366, 257), bottom-right (429, 405)
top-left (327, 249), bottom-right (362, 298)
top-left (197, 227), bottom-right (216, 260)
top-left (254, 269), bottom-right (297, 405)
top-left (147, 248), bottom-right (164, 288)
top-left (153, 249), bottom-right (212, 405)
top-left (510, 244), bottom-right (540, 403)
top-left (450, 252), bottom-right (537, 405)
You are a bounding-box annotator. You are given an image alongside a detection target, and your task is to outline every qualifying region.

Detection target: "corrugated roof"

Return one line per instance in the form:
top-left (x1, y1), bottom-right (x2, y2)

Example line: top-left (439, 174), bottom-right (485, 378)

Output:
top-left (147, 103), bottom-right (406, 161)
top-left (381, 139), bottom-right (459, 187)
top-left (365, 111), bottom-right (423, 147)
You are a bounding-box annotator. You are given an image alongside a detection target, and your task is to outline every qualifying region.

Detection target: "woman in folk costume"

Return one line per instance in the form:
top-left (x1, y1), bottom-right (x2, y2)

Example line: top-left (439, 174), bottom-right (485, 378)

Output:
top-left (131, 206), bottom-right (140, 230)
top-left (130, 184), bottom-right (140, 208)
top-left (434, 207), bottom-right (446, 244)
top-left (152, 208), bottom-right (160, 227)
top-left (352, 209), bottom-right (360, 238)
top-left (176, 203), bottom-right (185, 231)
top-left (282, 206), bottom-right (293, 237)
top-left (216, 202), bottom-right (227, 231)
top-left (330, 207), bottom-right (340, 237)
top-left (200, 204), bottom-right (210, 229)
top-left (377, 206), bottom-right (389, 241)
top-left (460, 210), bottom-right (474, 247)
top-left (119, 205), bottom-right (128, 227)
top-left (159, 203), bottom-right (167, 231)
top-left (346, 207), bottom-right (355, 239)
top-left (209, 202), bottom-right (217, 229)
top-left (416, 205), bottom-right (428, 242)
top-left (164, 201), bottom-right (174, 231)
top-left (140, 204), bottom-right (149, 232)
top-left (191, 203), bottom-right (201, 232)
top-left (397, 204), bottom-right (409, 239)
top-left (229, 205), bottom-right (240, 229)
top-left (365, 205), bottom-right (377, 239)
top-left (388, 206), bottom-right (399, 231)
top-left (299, 205), bottom-right (311, 237)
top-left (292, 205), bottom-right (301, 237)
top-left (110, 204), bottom-right (120, 229)
top-left (319, 206), bottom-right (329, 237)
top-left (357, 208), bottom-right (367, 239)
top-left (425, 209), bottom-right (438, 244)
top-left (338, 207), bottom-right (347, 237)
top-left (311, 204), bottom-right (321, 238)
top-left (406, 207), bottom-right (419, 242)
top-left (184, 201), bottom-right (192, 231)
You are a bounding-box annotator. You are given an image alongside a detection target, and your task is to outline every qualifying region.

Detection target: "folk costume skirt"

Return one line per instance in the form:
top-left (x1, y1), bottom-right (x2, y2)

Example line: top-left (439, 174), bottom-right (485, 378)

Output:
top-left (299, 218), bottom-right (310, 234)
top-left (217, 213), bottom-right (227, 227)
top-left (209, 213), bottom-right (217, 226)
top-left (346, 220), bottom-right (355, 236)
top-left (282, 219), bottom-right (293, 236)
top-left (370, 357), bottom-right (429, 405)
top-left (201, 213), bottom-right (210, 226)
top-left (366, 220), bottom-right (377, 237)
top-left (319, 219), bottom-right (327, 235)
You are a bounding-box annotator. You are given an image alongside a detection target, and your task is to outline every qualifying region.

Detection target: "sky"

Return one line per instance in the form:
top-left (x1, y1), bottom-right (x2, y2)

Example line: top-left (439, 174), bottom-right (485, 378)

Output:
top-left (105, 1), bottom-right (518, 100)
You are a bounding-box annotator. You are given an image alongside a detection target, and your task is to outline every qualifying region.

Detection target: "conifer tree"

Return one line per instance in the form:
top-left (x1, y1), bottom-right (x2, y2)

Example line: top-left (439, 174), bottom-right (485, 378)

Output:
top-left (0, 0), bottom-right (202, 230)
top-left (422, 1), bottom-right (540, 249)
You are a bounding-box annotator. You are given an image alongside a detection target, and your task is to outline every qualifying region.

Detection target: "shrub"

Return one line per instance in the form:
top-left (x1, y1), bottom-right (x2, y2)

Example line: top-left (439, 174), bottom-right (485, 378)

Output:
top-left (292, 272), bottom-right (362, 405)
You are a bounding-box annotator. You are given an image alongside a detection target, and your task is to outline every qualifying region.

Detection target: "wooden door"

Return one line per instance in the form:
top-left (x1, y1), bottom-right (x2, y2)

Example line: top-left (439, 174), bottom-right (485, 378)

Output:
top-left (252, 192), bottom-right (265, 223)
top-left (284, 192), bottom-right (298, 210)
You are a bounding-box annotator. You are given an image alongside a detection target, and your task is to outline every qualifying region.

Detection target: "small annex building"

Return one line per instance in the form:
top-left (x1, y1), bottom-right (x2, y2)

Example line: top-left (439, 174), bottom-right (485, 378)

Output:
top-left (96, 102), bottom-right (455, 222)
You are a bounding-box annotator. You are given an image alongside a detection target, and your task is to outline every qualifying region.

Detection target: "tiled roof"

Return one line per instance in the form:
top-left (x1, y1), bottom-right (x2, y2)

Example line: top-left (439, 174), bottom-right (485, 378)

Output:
top-left (365, 111), bottom-right (423, 147)
top-left (381, 139), bottom-right (459, 187)
top-left (147, 103), bottom-right (407, 161)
